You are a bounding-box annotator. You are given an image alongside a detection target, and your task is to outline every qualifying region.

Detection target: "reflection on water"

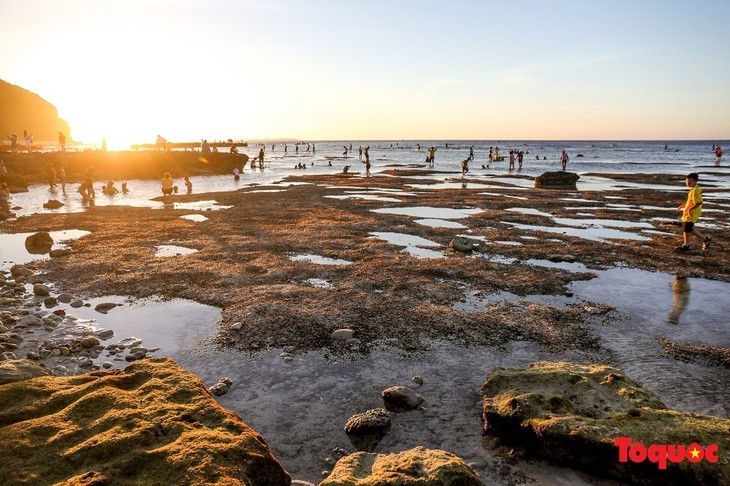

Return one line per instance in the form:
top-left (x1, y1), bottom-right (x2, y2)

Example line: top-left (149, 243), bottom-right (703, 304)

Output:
top-left (0, 229), bottom-right (90, 270)
top-left (668, 276), bottom-right (690, 325)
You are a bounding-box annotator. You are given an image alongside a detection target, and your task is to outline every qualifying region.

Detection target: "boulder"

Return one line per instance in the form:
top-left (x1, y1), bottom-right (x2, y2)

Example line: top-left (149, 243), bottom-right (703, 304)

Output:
top-left (481, 361), bottom-right (730, 485)
top-left (0, 359), bottom-right (52, 385)
top-left (331, 329), bottom-right (355, 340)
top-left (449, 236), bottom-right (480, 253)
top-left (0, 358), bottom-right (290, 485)
top-left (25, 232), bottom-right (53, 254)
top-left (381, 385), bottom-right (424, 410)
top-left (94, 302), bottom-right (117, 314)
top-left (344, 408), bottom-right (391, 436)
top-left (42, 199), bottom-right (64, 209)
top-left (320, 446), bottom-right (485, 486)
top-left (534, 171), bottom-right (580, 189)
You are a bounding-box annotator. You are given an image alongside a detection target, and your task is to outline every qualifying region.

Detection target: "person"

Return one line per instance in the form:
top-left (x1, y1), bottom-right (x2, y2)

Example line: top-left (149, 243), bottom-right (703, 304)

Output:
top-left (508, 150), bottom-right (515, 170)
top-left (184, 176), bottom-right (192, 193)
top-left (258, 147), bottom-right (265, 168)
top-left (201, 139), bottom-right (211, 153)
top-left (230, 143), bottom-right (238, 154)
top-left (161, 172), bottom-right (175, 196)
top-left (343, 146), bottom-right (348, 157)
top-left (121, 182), bottom-right (129, 193)
top-left (469, 146), bottom-right (474, 161)
top-left (428, 146), bottom-right (437, 167)
top-left (44, 160), bottom-right (56, 189)
top-left (23, 130), bottom-right (33, 153)
top-left (517, 151), bottom-right (524, 169)
top-left (156, 135), bottom-right (168, 150)
top-left (102, 180), bottom-right (119, 195)
top-left (362, 149), bottom-right (371, 177)
top-left (7, 134), bottom-right (18, 153)
top-left (79, 166), bottom-right (95, 199)
top-left (676, 172), bottom-right (711, 252)
top-left (559, 149), bottom-right (569, 171)
top-left (358, 146), bottom-right (363, 159)
top-left (57, 161), bottom-right (67, 194)
top-left (58, 132), bottom-right (67, 152)
top-left (233, 167), bottom-right (240, 181)
top-left (715, 146), bottom-right (723, 165)
top-left (461, 158), bottom-right (470, 176)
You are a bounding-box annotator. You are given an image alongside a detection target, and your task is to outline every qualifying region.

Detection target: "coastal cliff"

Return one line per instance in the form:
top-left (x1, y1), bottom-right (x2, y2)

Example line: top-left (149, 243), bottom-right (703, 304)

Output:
top-left (0, 79), bottom-right (71, 143)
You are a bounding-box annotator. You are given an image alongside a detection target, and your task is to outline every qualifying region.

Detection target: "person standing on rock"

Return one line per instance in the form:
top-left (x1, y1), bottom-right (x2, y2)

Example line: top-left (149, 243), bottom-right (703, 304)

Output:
top-left (676, 172), bottom-right (711, 252)
top-left (560, 149), bottom-right (569, 171)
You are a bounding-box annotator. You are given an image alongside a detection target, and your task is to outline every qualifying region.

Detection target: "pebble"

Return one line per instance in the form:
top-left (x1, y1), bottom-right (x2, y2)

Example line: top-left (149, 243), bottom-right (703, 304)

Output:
top-left (330, 328), bottom-right (355, 340)
top-left (70, 300), bottom-right (84, 308)
top-left (231, 322), bottom-right (243, 331)
top-left (56, 293), bottom-right (73, 304)
top-left (102, 361), bottom-right (113, 369)
top-left (97, 329), bottom-right (115, 339)
top-left (209, 382), bottom-right (230, 396)
top-left (33, 284), bottom-right (51, 296)
top-left (412, 375), bottom-right (424, 386)
top-left (94, 302), bottom-right (117, 313)
top-left (80, 336), bottom-right (101, 349)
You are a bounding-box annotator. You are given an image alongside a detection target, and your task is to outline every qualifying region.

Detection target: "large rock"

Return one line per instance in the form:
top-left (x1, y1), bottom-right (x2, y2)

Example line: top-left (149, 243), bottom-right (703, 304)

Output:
top-left (534, 171), bottom-right (580, 189)
top-left (481, 361), bottom-right (729, 485)
top-left (25, 231), bottom-right (53, 254)
top-left (381, 385), bottom-right (424, 410)
top-left (0, 359), bottom-right (52, 385)
top-left (320, 446), bottom-right (485, 486)
top-left (0, 358), bottom-right (290, 485)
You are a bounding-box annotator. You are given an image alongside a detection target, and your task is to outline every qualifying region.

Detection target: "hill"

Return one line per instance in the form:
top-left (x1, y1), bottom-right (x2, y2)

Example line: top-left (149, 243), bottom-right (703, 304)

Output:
top-left (0, 79), bottom-right (71, 144)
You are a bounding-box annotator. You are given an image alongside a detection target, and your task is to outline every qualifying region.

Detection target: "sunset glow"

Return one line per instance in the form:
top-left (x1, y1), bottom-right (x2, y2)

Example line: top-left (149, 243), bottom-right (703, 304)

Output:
top-left (1, 0), bottom-right (729, 145)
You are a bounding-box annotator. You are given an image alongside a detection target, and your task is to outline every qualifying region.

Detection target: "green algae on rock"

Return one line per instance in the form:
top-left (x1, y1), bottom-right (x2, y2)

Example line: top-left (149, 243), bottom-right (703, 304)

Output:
top-left (0, 358), bottom-right (290, 485)
top-left (320, 446), bottom-right (485, 486)
top-left (480, 361), bottom-right (730, 485)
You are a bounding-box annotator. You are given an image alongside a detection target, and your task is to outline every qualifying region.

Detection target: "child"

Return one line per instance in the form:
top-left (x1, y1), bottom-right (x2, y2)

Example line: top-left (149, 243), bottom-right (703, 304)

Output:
top-left (676, 172), bottom-right (711, 252)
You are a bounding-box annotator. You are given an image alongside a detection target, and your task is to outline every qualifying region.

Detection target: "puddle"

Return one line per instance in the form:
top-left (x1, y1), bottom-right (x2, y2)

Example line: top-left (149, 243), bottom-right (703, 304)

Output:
top-left (493, 240), bottom-right (523, 246)
top-left (407, 182), bottom-right (505, 190)
top-left (154, 245), bottom-right (199, 257)
top-left (62, 295), bottom-right (221, 357)
top-left (248, 189), bottom-right (287, 193)
top-left (173, 200), bottom-right (232, 211)
top-left (303, 278), bottom-right (333, 288)
top-left (289, 254), bottom-right (353, 265)
top-left (507, 222), bottom-right (651, 242)
top-left (326, 194), bottom-right (402, 203)
top-left (414, 219), bottom-right (466, 229)
top-left (0, 229), bottom-right (90, 270)
top-left (372, 206), bottom-right (483, 220)
top-left (479, 192), bottom-right (529, 200)
top-left (180, 214), bottom-right (209, 222)
top-left (369, 232), bottom-right (444, 259)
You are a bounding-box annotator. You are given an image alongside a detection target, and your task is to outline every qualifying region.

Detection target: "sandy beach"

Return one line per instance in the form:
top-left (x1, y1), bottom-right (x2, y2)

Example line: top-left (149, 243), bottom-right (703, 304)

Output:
top-left (1, 148), bottom-right (728, 484)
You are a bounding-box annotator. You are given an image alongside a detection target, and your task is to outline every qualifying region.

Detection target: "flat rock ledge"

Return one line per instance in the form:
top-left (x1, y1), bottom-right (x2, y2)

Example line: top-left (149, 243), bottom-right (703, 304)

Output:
top-left (320, 446), bottom-right (485, 486)
top-left (481, 361), bottom-right (730, 486)
top-left (0, 357), bottom-right (290, 485)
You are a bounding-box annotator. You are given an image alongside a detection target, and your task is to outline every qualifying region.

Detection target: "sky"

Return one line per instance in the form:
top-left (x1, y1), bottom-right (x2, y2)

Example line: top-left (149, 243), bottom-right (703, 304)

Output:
top-left (1, 0), bottom-right (729, 147)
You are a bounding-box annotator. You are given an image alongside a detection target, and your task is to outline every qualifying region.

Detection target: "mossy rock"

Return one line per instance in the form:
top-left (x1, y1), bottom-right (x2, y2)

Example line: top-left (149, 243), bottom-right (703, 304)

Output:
top-left (481, 361), bottom-right (729, 485)
top-left (0, 357), bottom-right (290, 485)
top-left (319, 446), bottom-right (484, 486)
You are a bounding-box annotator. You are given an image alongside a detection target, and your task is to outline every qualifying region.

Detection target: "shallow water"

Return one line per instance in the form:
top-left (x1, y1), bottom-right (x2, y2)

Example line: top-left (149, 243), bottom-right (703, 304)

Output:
top-left (0, 229), bottom-right (90, 270)
top-left (289, 254), bottom-right (353, 266)
top-left (154, 245), bottom-right (198, 257)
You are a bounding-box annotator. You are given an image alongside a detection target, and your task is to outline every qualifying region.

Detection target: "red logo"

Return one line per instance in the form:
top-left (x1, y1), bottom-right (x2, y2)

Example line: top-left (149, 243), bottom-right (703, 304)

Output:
top-left (615, 437), bottom-right (719, 470)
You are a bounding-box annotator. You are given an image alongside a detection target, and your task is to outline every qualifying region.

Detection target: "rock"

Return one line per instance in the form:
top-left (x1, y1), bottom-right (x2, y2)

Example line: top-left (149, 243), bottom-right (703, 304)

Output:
top-left (209, 382), bottom-right (230, 396)
top-left (94, 302), bottom-right (117, 314)
top-left (481, 361), bottom-right (730, 485)
top-left (52, 309), bottom-right (66, 316)
top-left (381, 385), bottom-right (425, 410)
top-left (331, 329), bottom-right (355, 340)
top-left (24, 232), bottom-right (54, 254)
top-left (42, 199), bottom-right (65, 209)
top-left (0, 359), bottom-right (52, 385)
top-left (102, 361), bottom-right (113, 369)
top-left (70, 300), bottom-right (84, 308)
top-left (57, 293), bottom-right (73, 303)
top-left (320, 446), bottom-right (485, 486)
top-left (449, 236), bottom-right (480, 253)
top-left (231, 322), bottom-right (243, 331)
top-left (77, 357), bottom-right (93, 368)
top-left (44, 297), bottom-right (58, 307)
top-left (218, 377), bottom-right (234, 387)
top-left (53, 365), bottom-right (67, 375)
top-left (17, 315), bottom-right (42, 327)
top-left (10, 265), bottom-right (34, 279)
top-left (412, 375), bottom-right (424, 386)
top-left (49, 249), bottom-right (72, 258)
top-left (33, 284), bottom-right (51, 296)
top-left (534, 171), bottom-right (580, 189)
top-left (0, 358), bottom-right (290, 484)
top-left (1, 352), bottom-right (16, 361)
top-left (96, 329), bottom-right (115, 339)
top-left (79, 336), bottom-right (101, 349)
top-left (344, 408), bottom-right (391, 435)
top-left (547, 254), bottom-right (577, 263)
top-left (170, 284), bottom-right (186, 292)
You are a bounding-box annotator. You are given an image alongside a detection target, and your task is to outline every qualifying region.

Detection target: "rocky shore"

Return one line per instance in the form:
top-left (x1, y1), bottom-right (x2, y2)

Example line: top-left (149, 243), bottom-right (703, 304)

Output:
top-left (1, 151), bottom-right (728, 484)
